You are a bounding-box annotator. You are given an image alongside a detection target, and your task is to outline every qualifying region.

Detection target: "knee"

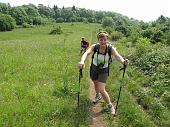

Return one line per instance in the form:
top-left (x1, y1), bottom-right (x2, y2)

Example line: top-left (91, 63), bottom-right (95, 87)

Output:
top-left (98, 84), bottom-right (106, 94)
top-left (100, 88), bottom-right (107, 94)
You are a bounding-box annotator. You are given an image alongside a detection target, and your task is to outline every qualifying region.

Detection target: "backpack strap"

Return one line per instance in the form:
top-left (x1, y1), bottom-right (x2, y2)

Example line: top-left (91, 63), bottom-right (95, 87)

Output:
top-left (92, 43), bottom-right (100, 64)
top-left (108, 44), bottom-right (112, 64)
top-left (107, 44), bottom-right (112, 76)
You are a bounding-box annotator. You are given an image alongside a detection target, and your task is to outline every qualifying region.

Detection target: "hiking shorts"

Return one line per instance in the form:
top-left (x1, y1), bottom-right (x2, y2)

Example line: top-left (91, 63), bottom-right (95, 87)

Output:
top-left (90, 64), bottom-right (108, 83)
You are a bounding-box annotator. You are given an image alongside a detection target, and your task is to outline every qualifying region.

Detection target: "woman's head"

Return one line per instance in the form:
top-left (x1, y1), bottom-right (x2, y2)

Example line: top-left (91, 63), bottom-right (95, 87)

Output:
top-left (97, 31), bottom-right (109, 46)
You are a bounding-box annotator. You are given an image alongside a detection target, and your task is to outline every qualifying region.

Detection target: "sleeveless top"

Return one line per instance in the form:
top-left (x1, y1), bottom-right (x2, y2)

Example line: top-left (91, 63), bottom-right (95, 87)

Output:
top-left (92, 44), bottom-right (110, 68)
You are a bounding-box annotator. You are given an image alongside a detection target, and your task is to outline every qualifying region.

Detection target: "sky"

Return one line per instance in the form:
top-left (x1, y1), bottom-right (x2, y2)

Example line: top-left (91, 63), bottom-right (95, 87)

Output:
top-left (0, 0), bottom-right (170, 22)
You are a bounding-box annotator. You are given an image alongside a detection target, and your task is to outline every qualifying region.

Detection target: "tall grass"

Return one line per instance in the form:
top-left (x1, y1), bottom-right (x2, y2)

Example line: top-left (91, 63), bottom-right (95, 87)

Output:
top-left (0, 23), bottom-right (101, 126)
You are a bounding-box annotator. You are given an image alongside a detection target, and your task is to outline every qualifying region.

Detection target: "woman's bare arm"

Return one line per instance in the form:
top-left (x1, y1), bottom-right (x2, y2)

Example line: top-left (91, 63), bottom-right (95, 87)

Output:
top-left (80, 44), bottom-right (95, 63)
top-left (111, 47), bottom-right (125, 64)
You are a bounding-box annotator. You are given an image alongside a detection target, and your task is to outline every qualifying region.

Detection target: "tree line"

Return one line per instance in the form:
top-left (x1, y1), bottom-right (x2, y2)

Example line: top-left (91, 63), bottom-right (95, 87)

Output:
top-left (0, 2), bottom-right (170, 45)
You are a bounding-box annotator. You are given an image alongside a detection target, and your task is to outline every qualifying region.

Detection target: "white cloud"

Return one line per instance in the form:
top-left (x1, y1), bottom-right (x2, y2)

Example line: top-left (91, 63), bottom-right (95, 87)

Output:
top-left (0, 0), bottom-right (170, 22)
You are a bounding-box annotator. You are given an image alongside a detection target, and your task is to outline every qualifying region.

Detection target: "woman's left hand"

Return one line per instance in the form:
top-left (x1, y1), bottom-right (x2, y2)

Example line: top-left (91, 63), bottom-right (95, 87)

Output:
top-left (124, 59), bottom-right (129, 66)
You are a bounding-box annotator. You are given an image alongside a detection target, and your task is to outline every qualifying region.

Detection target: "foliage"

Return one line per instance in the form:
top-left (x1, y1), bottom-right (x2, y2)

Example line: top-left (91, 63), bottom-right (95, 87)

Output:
top-left (22, 22), bottom-right (34, 28)
top-left (9, 6), bottom-right (29, 25)
top-left (0, 12), bottom-right (15, 31)
top-left (56, 17), bottom-right (64, 23)
top-left (0, 2), bottom-right (11, 14)
top-left (110, 31), bottom-right (124, 41)
top-left (102, 17), bottom-right (114, 28)
top-left (49, 26), bottom-right (63, 35)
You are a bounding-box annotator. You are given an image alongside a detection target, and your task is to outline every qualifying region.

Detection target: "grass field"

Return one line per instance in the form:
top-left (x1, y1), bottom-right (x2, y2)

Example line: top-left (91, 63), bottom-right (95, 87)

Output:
top-left (0, 23), bottom-right (169, 127)
top-left (0, 23), bottom-right (101, 127)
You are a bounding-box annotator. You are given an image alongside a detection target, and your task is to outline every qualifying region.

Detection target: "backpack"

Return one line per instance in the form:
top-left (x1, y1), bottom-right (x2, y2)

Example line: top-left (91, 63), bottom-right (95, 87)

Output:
top-left (91, 43), bottom-right (112, 76)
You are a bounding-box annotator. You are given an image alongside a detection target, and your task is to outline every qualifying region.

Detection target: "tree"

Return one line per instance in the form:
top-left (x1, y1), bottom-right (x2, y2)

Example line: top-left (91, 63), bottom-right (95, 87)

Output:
top-left (9, 7), bottom-right (28, 25)
top-left (95, 11), bottom-right (105, 23)
top-left (150, 30), bottom-right (164, 43)
top-left (140, 21), bottom-right (149, 30)
top-left (102, 17), bottom-right (114, 28)
top-left (72, 5), bottom-right (76, 11)
top-left (38, 4), bottom-right (55, 18)
top-left (156, 15), bottom-right (167, 24)
top-left (22, 4), bottom-right (40, 18)
top-left (141, 28), bottom-right (154, 39)
top-left (53, 6), bottom-right (61, 20)
top-left (115, 25), bottom-right (131, 36)
top-left (0, 2), bottom-right (11, 14)
top-left (61, 8), bottom-right (74, 22)
top-left (0, 13), bottom-right (15, 31)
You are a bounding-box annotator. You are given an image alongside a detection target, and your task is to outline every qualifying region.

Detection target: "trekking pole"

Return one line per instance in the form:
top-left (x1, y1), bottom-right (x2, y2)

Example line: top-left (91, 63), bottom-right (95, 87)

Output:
top-left (78, 69), bottom-right (83, 107)
top-left (115, 64), bottom-right (127, 115)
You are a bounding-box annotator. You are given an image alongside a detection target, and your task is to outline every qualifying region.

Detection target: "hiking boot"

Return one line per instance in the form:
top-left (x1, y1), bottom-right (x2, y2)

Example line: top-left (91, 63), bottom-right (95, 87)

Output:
top-left (93, 93), bottom-right (101, 104)
top-left (108, 103), bottom-right (115, 115)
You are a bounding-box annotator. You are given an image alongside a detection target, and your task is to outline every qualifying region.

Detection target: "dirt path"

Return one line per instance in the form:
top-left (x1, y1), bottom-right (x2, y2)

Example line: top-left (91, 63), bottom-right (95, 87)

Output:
top-left (88, 68), bottom-right (106, 127)
top-left (89, 79), bottom-right (106, 127)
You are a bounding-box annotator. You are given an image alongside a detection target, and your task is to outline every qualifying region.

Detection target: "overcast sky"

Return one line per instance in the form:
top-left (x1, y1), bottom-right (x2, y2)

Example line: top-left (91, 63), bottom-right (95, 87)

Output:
top-left (0, 0), bottom-right (170, 22)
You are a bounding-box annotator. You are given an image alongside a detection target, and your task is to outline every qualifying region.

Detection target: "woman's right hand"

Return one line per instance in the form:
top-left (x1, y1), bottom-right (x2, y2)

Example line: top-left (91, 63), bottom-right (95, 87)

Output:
top-left (79, 61), bottom-right (85, 69)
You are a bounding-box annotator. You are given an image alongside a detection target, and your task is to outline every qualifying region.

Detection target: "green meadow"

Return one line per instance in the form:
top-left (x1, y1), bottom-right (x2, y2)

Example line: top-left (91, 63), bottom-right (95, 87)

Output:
top-left (0, 23), bottom-right (170, 127)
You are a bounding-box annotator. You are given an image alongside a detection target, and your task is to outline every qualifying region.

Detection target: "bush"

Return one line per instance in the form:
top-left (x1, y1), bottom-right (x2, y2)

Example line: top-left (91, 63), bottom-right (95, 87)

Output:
top-left (22, 23), bottom-right (34, 28)
top-left (56, 17), bottom-right (64, 23)
top-left (77, 17), bottom-right (87, 22)
top-left (132, 42), bottom-right (170, 75)
top-left (33, 16), bottom-right (44, 25)
top-left (88, 18), bottom-right (96, 23)
top-left (110, 31), bottom-right (124, 41)
top-left (0, 13), bottom-right (15, 31)
top-left (135, 37), bottom-right (151, 55)
top-left (83, 19), bottom-right (89, 24)
top-left (70, 17), bottom-right (77, 22)
top-left (104, 27), bottom-right (114, 34)
top-left (102, 17), bottom-right (114, 28)
top-left (161, 91), bottom-right (170, 110)
top-left (49, 26), bottom-right (62, 35)
top-left (115, 25), bottom-right (131, 37)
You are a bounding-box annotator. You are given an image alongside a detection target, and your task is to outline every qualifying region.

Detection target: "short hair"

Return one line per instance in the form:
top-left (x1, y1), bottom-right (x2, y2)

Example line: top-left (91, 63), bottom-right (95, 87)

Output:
top-left (97, 31), bottom-right (109, 39)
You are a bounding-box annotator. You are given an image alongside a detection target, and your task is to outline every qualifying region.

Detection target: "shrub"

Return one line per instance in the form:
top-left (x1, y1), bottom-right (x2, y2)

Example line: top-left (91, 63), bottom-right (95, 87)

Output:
top-left (33, 16), bottom-right (44, 25)
top-left (0, 13), bottom-right (15, 31)
top-left (70, 17), bottom-right (77, 22)
top-left (22, 23), bottom-right (34, 28)
top-left (135, 37), bottom-right (151, 55)
top-left (102, 17), bottom-right (114, 28)
top-left (161, 91), bottom-right (170, 110)
top-left (104, 27), bottom-right (114, 34)
top-left (49, 26), bottom-right (62, 35)
top-left (56, 17), bottom-right (64, 23)
top-left (110, 31), bottom-right (124, 41)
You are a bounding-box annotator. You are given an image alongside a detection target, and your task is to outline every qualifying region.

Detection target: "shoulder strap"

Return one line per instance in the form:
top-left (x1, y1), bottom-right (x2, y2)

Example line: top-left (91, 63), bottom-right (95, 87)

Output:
top-left (107, 44), bottom-right (112, 76)
top-left (108, 44), bottom-right (112, 64)
top-left (92, 43), bottom-right (100, 59)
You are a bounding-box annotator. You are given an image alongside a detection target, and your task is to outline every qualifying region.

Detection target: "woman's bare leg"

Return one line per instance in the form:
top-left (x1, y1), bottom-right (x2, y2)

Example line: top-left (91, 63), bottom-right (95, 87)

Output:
top-left (97, 82), bottom-right (111, 104)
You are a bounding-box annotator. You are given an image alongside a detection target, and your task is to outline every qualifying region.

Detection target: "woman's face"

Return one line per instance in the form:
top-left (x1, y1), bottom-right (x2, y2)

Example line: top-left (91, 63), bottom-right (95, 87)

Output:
top-left (98, 36), bottom-right (108, 46)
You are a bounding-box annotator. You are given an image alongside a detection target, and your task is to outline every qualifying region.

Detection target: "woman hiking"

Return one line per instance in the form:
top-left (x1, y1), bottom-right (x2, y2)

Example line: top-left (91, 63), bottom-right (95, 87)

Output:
top-left (78, 31), bottom-right (128, 115)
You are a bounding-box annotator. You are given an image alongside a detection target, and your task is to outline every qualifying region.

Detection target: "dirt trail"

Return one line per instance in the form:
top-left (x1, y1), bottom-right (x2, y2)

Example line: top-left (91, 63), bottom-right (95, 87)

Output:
top-left (88, 60), bottom-right (106, 127)
top-left (89, 78), bottom-right (106, 127)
